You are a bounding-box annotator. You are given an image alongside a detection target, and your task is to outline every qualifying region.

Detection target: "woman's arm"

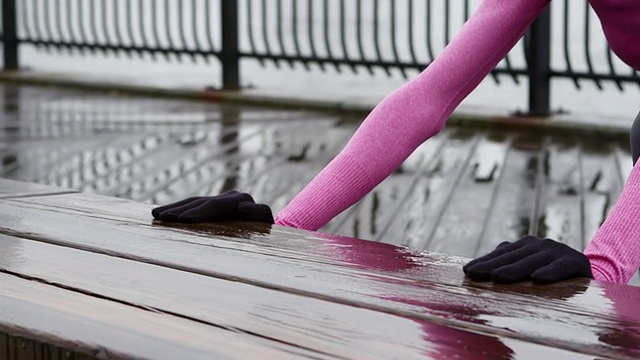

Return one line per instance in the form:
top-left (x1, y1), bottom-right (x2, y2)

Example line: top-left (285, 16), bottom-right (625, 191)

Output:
top-left (275, 0), bottom-right (551, 230)
top-left (585, 161), bottom-right (640, 284)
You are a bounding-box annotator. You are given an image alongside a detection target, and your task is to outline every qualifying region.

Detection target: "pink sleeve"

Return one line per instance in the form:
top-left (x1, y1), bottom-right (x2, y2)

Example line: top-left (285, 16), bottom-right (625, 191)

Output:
top-left (276, 0), bottom-right (551, 230)
top-left (586, 161), bottom-right (640, 284)
top-left (588, 0), bottom-right (640, 70)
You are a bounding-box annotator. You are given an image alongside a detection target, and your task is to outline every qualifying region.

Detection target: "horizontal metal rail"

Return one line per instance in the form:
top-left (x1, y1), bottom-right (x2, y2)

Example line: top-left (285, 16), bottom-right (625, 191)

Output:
top-left (0, 0), bottom-right (637, 115)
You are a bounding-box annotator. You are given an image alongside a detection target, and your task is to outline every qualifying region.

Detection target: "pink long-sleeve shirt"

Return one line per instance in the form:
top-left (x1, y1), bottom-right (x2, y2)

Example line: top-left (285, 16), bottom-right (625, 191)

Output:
top-left (275, 0), bottom-right (640, 284)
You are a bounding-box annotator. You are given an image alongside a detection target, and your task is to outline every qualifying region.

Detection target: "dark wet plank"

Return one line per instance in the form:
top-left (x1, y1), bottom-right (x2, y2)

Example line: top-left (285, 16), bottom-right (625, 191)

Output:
top-left (0, 271), bottom-right (315, 360)
top-left (1, 194), bottom-right (639, 359)
top-left (7, 191), bottom-right (637, 310)
top-left (0, 232), bottom-right (596, 360)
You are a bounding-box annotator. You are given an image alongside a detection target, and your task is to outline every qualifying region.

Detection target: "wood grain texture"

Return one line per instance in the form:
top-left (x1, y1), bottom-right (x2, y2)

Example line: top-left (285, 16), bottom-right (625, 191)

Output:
top-left (1, 194), bottom-right (639, 359)
top-left (0, 232), bottom-right (599, 360)
top-left (0, 271), bottom-right (319, 360)
top-left (7, 192), bottom-right (638, 312)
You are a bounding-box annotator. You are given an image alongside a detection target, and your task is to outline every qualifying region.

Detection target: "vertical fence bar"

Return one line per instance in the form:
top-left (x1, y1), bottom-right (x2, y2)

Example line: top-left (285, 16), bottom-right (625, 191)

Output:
top-left (3, 0), bottom-right (19, 69)
top-left (221, 0), bottom-right (240, 89)
top-left (527, 6), bottom-right (551, 116)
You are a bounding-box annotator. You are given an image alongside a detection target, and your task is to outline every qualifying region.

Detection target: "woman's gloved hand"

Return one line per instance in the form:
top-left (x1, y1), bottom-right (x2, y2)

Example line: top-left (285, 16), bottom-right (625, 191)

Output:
top-left (463, 235), bottom-right (593, 284)
top-left (151, 190), bottom-right (274, 224)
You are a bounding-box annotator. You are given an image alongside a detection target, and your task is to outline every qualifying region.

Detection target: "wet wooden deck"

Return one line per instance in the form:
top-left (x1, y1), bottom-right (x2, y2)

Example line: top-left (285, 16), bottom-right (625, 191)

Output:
top-left (0, 178), bottom-right (639, 359)
top-left (0, 83), bottom-right (638, 284)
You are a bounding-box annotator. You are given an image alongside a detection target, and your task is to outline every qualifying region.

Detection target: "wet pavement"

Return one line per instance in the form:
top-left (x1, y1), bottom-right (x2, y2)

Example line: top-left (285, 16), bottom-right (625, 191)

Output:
top-left (0, 82), bottom-right (637, 285)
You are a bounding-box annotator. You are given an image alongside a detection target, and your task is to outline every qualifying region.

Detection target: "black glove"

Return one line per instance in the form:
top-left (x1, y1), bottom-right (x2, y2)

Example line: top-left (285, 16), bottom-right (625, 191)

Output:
top-left (463, 235), bottom-right (593, 284)
top-left (151, 190), bottom-right (274, 224)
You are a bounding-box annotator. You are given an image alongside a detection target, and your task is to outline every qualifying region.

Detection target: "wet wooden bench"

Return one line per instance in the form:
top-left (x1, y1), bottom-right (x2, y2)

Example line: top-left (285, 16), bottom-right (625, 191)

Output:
top-left (0, 178), bottom-right (638, 359)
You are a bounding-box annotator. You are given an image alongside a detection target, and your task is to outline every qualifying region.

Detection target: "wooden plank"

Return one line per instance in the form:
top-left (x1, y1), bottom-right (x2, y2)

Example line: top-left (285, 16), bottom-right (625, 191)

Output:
top-left (536, 137), bottom-right (584, 250)
top-left (203, 119), bottom-right (350, 209)
top-left (103, 123), bottom-right (246, 199)
top-left (0, 272), bottom-right (319, 360)
top-left (1, 196), bottom-right (639, 358)
top-left (42, 134), bottom-right (170, 193)
top-left (1, 136), bottom-right (124, 182)
top-left (10, 190), bottom-right (640, 304)
top-left (0, 178), bottom-right (78, 199)
top-left (0, 233), bottom-right (597, 360)
top-left (427, 131), bottom-right (512, 258)
top-left (579, 141), bottom-right (622, 248)
top-left (133, 119), bottom-right (337, 203)
top-left (409, 129), bottom-right (481, 250)
top-left (474, 134), bottom-right (544, 256)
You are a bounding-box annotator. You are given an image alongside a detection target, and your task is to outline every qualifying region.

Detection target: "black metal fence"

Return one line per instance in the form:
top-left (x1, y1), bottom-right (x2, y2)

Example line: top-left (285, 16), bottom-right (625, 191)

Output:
top-left (1, 0), bottom-right (638, 116)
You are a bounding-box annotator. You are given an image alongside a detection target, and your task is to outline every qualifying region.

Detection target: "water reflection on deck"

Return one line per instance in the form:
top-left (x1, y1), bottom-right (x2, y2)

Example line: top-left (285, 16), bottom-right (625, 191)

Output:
top-left (0, 83), bottom-right (637, 285)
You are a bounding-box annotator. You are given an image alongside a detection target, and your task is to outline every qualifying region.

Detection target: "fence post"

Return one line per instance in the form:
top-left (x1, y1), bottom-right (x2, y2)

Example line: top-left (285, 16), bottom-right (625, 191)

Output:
top-left (221, 0), bottom-right (240, 89)
top-left (527, 6), bottom-right (551, 116)
top-left (2, 0), bottom-right (19, 70)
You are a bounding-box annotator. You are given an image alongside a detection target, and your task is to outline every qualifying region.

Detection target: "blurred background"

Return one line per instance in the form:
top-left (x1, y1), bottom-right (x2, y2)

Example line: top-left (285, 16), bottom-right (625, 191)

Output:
top-left (3, 0), bottom-right (638, 119)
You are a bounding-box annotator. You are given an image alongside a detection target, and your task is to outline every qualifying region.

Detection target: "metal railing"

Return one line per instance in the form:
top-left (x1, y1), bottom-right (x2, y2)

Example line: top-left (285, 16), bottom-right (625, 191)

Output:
top-left (1, 0), bottom-right (638, 116)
